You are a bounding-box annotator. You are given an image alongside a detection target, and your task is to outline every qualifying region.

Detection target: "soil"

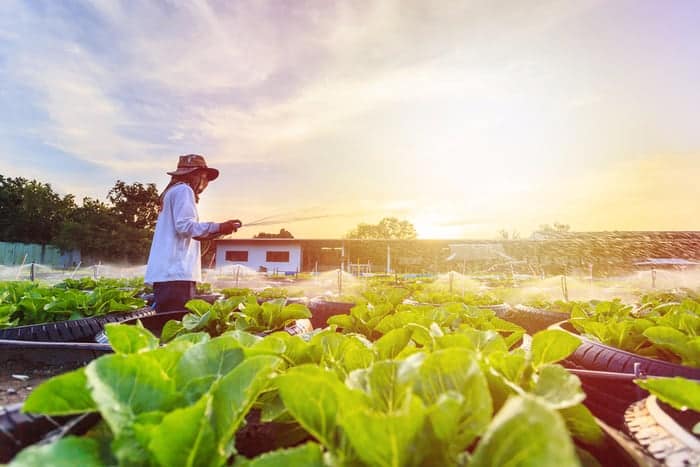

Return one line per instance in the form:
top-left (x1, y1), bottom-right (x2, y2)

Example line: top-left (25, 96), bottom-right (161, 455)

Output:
top-left (0, 359), bottom-right (83, 407)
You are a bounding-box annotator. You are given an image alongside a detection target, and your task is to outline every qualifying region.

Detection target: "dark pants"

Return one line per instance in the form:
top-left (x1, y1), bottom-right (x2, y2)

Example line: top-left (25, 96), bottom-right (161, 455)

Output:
top-left (153, 281), bottom-right (196, 313)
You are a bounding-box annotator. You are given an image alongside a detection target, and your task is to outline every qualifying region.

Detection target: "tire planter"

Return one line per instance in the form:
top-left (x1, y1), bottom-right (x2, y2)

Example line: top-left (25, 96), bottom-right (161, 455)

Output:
top-left (0, 307), bottom-right (155, 342)
top-left (625, 396), bottom-right (700, 466)
top-left (2, 407), bottom-right (307, 464)
top-left (307, 299), bottom-right (355, 328)
top-left (0, 403), bottom-right (100, 463)
top-left (499, 304), bottom-right (569, 334)
top-left (553, 321), bottom-right (700, 379)
top-left (552, 321), bottom-right (700, 430)
top-left (0, 340), bottom-right (112, 366)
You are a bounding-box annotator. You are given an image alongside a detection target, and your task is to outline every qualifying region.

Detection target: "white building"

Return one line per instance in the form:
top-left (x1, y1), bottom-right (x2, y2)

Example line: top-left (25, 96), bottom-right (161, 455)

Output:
top-left (214, 239), bottom-right (302, 274)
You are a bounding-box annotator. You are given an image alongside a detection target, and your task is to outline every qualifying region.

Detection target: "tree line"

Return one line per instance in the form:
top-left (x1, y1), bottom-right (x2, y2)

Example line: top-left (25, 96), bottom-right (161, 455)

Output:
top-left (0, 175), bottom-right (159, 264)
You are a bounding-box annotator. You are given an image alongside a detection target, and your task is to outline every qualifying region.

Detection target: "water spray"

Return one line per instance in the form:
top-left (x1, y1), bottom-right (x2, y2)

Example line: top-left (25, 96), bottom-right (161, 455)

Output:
top-left (16, 254), bottom-right (27, 280)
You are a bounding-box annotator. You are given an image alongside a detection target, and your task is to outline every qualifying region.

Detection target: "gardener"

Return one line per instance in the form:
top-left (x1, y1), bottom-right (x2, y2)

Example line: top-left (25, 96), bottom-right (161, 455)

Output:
top-left (145, 154), bottom-right (240, 313)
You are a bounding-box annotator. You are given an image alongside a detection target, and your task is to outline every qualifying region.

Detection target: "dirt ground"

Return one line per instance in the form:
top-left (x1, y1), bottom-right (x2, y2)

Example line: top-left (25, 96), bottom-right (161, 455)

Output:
top-left (0, 360), bottom-right (83, 407)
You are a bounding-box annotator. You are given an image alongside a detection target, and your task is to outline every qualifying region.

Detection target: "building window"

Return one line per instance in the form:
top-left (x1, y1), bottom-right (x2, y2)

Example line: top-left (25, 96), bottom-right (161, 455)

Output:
top-left (266, 251), bottom-right (290, 262)
top-left (225, 250), bottom-right (248, 261)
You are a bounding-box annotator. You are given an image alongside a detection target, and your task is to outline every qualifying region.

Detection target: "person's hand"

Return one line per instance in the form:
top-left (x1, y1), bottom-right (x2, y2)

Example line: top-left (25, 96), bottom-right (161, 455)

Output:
top-left (219, 219), bottom-right (241, 235)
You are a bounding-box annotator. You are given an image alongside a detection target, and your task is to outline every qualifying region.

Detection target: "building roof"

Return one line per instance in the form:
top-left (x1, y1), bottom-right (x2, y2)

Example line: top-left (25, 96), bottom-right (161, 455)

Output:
top-left (633, 258), bottom-right (700, 266)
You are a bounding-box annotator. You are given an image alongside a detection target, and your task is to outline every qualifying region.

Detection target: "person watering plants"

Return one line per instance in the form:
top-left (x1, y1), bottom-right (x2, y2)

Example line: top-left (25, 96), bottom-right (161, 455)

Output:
top-left (145, 154), bottom-right (241, 313)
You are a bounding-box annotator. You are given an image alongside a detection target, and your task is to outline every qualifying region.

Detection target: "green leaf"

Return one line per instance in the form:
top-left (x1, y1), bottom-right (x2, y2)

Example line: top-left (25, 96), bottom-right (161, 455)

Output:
top-left (277, 365), bottom-right (349, 453)
top-left (414, 348), bottom-right (492, 448)
top-left (104, 322), bottom-right (159, 354)
top-left (85, 354), bottom-right (179, 436)
top-left (635, 377), bottom-right (700, 412)
top-left (210, 355), bottom-right (283, 456)
top-left (327, 314), bottom-right (354, 329)
top-left (173, 336), bottom-right (245, 389)
top-left (149, 394), bottom-right (223, 467)
top-left (488, 349), bottom-right (528, 384)
top-left (223, 330), bottom-right (263, 347)
top-left (232, 442), bottom-right (324, 467)
top-left (171, 331), bottom-right (210, 345)
top-left (185, 298), bottom-right (212, 316)
top-left (9, 436), bottom-right (103, 467)
top-left (341, 394), bottom-right (427, 467)
top-left (112, 411), bottom-right (165, 467)
top-left (161, 319), bottom-right (185, 343)
top-left (643, 326), bottom-right (700, 367)
top-left (245, 336), bottom-right (287, 357)
top-left (471, 395), bottom-right (579, 467)
top-left (461, 328), bottom-right (508, 355)
top-left (559, 403), bottom-right (604, 446)
top-left (374, 327), bottom-right (412, 360)
top-left (278, 302), bottom-right (312, 323)
top-left (346, 360), bottom-right (412, 412)
top-left (427, 391), bottom-right (464, 442)
top-left (531, 329), bottom-right (581, 369)
top-left (532, 364), bottom-right (585, 409)
top-left (183, 310), bottom-right (211, 331)
top-left (23, 368), bottom-right (96, 415)
top-left (268, 333), bottom-right (315, 366)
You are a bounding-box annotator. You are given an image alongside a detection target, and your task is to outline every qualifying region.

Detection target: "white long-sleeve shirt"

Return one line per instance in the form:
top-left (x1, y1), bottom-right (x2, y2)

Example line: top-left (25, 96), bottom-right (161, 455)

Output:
top-left (144, 183), bottom-right (219, 284)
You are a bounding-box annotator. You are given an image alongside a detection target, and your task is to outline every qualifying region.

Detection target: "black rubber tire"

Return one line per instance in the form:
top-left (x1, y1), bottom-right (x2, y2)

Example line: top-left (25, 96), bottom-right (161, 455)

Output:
top-left (0, 340), bottom-right (112, 365)
top-left (308, 300), bottom-right (354, 328)
top-left (500, 304), bottom-right (569, 334)
top-left (553, 320), bottom-right (700, 430)
top-left (0, 403), bottom-right (100, 463)
top-left (553, 322), bottom-right (700, 379)
top-left (0, 307), bottom-right (155, 343)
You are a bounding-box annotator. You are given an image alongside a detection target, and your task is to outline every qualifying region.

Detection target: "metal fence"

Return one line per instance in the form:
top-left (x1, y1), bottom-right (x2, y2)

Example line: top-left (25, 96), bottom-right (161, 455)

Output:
top-left (0, 241), bottom-right (80, 268)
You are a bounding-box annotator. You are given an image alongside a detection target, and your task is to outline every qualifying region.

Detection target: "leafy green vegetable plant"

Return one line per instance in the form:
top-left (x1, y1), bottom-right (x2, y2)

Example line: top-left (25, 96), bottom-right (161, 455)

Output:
top-left (570, 298), bottom-right (700, 367)
top-left (19, 322), bottom-right (283, 466)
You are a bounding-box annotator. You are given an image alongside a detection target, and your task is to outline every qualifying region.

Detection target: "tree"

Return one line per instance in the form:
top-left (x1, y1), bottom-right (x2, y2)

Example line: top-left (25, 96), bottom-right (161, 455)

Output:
top-left (107, 180), bottom-right (160, 231)
top-left (0, 175), bottom-right (75, 244)
top-left (54, 196), bottom-right (153, 264)
top-left (539, 223), bottom-right (571, 233)
top-left (254, 228), bottom-right (294, 239)
top-left (345, 217), bottom-right (417, 240)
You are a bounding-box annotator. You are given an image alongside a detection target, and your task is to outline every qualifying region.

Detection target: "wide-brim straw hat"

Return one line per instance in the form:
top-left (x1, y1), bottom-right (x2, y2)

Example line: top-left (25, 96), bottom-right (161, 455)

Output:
top-left (167, 154), bottom-right (219, 181)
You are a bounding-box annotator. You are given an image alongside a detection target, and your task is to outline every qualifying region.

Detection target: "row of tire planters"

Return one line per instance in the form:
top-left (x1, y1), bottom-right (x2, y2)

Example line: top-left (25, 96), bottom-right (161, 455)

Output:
top-left (0, 281), bottom-right (153, 342)
top-left (550, 320), bottom-right (700, 431)
top-left (0, 306), bottom-right (155, 343)
top-left (0, 292), bottom-right (241, 343)
top-left (0, 304), bottom-right (317, 464)
top-left (3, 320), bottom-right (646, 466)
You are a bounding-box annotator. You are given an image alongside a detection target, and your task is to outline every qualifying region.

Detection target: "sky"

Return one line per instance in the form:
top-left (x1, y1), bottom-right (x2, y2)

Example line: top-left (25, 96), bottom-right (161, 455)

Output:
top-left (1, 0), bottom-right (699, 239)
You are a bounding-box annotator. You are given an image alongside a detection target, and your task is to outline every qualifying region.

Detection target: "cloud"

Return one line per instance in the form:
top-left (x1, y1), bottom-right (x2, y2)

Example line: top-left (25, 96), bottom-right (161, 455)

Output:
top-left (5, 0), bottom-right (697, 241)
